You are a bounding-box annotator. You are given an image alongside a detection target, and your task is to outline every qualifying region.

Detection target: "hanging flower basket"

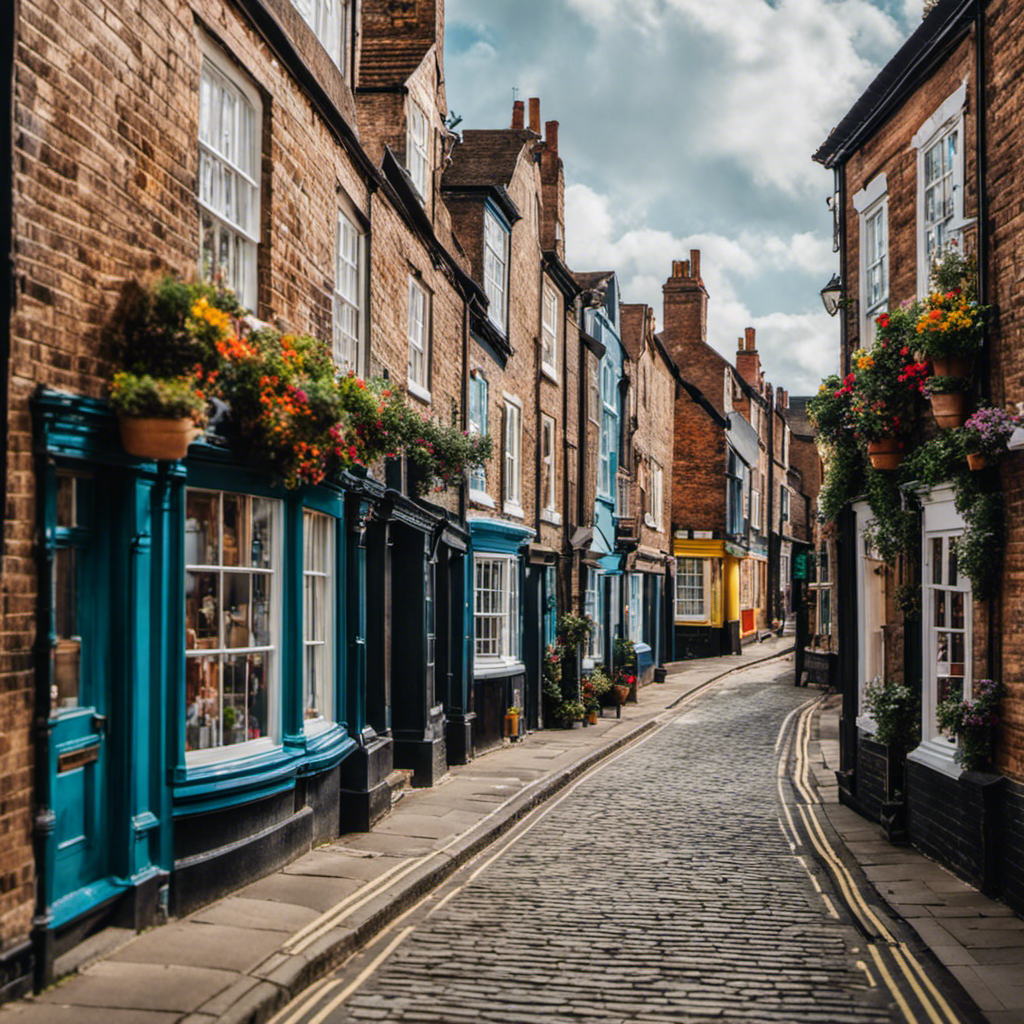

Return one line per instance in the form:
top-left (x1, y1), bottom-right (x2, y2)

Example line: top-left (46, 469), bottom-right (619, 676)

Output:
top-left (966, 452), bottom-right (987, 471)
top-left (929, 391), bottom-right (968, 429)
top-left (867, 437), bottom-right (903, 471)
top-left (119, 415), bottom-right (202, 460)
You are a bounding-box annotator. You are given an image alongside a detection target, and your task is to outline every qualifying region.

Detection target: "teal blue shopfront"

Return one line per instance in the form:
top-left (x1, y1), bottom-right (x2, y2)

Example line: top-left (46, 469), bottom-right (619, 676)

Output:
top-left (30, 388), bottom-right (386, 985)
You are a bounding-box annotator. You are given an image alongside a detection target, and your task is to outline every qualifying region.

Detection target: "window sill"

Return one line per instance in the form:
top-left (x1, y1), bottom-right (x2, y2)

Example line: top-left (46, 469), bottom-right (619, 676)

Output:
top-left (540, 508), bottom-right (561, 526)
top-left (184, 736), bottom-right (279, 770)
top-left (474, 658), bottom-right (526, 679)
top-left (469, 489), bottom-right (495, 509)
top-left (644, 514), bottom-right (660, 530)
top-left (502, 502), bottom-right (525, 519)
top-left (541, 364), bottom-right (559, 385)
top-left (407, 380), bottom-right (431, 405)
top-left (907, 738), bottom-right (962, 779)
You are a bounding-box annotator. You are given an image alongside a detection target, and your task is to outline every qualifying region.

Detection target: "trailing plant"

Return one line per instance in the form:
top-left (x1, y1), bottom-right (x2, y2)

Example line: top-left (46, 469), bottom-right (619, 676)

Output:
top-left (862, 677), bottom-right (921, 752)
top-left (861, 467), bottom-right (917, 567)
top-left (936, 678), bottom-right (1004, 770)
top-left (956, 491), bottom-right (1002, 600)
top-left (818, 435), bottom-right (865, 523)
top-left (108, 372), bottom-right (208, 424)
top-left (613, 636), bottom-right (637, 672)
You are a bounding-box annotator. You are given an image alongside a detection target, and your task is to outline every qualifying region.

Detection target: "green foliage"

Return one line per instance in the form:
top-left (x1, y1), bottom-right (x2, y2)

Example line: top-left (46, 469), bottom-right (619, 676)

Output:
top-left (894, 582), bottom-right (921, 620)
top-left (915, 249), bottom-right (986, 361)
top-left (807, 375), bottom-right (851, 443)
top-left (554, 699), bottom-right (586, 723)
top-left (862, 677), bottom-right (920, 751)
top-left (557, 613), bottom-right (594, 649)
top-left (108, 372), bottom-right (208, 422)
top-left (936, 678), bottom-right (1004, 770)
top-left (818, 436), bottom-right (865, 523)
top-left (922, 374), bottom-right (971, 396)
top-left (861, 468), bottom-right (917, 567)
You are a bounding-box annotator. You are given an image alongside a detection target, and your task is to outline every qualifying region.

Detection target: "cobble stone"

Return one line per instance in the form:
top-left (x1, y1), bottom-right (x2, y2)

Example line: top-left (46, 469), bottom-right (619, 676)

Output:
top-left (327, 673), bottom-right (896, 1023)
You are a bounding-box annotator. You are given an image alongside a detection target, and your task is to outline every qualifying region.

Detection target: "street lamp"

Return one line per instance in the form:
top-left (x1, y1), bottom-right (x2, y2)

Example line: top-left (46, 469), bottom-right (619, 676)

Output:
top-left (820, 273), bottom-right (842, 317)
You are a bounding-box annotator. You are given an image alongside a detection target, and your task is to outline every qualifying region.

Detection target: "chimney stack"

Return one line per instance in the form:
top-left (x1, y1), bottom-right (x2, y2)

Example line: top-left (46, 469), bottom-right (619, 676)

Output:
top-left (545, 120), bottom-right (559, 156)
top-left (529, 97), bottom-right (541, 134)
top-left (661, 250), bottom-right (710, 367)
top-left (735, 326), bottom-right (762, 389)
top-left (511, 99), bottom-right (525, 130)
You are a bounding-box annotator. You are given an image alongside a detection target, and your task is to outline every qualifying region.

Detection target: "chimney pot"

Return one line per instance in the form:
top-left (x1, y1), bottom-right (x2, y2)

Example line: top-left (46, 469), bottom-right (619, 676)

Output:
top-left (512, 100), bottom-right (524, 130)
top-left (745, 326), bottom-right (756, 351)
top-left (690, 249), bottom-right (701, 280)
top-left (545, 119), bottom-right (559, 155)
top-left (529, 97), bottom-right (541, 134)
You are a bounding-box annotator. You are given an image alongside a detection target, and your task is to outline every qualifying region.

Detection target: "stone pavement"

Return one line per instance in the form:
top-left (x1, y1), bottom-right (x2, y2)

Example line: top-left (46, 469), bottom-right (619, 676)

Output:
top-left (810, 696), bottom-right (1024, 1024)
top-left (0, 635), bottom-right (794, 1024)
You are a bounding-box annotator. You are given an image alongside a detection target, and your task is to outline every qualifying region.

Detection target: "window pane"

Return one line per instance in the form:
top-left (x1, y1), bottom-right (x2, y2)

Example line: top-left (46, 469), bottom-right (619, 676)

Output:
top-left (186, 571), bottom-right (221, 649)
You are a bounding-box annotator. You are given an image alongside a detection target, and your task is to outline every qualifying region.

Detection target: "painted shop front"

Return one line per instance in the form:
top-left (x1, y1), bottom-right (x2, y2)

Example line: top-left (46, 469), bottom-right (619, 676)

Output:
top-left (30, 389), bottom-right (439, 984)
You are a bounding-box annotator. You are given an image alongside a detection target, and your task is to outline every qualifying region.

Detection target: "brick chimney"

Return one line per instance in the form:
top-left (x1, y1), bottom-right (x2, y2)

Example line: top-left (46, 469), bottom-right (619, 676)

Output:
top-left (661, 250), bottom-right (709, 360)
top-left (736, 327), bottom-right (761, 390)
top-left (511, 99), bottom-right (524, 129)
top-left (529, 97), bottom-right (541, 134)
top-left (536, 115), bottom-right (564, 258)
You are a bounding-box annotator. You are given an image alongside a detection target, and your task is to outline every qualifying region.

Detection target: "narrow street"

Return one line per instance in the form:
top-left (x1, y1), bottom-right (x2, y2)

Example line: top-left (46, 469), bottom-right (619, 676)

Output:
top-left (272, 668), bottom-right (930, 1024)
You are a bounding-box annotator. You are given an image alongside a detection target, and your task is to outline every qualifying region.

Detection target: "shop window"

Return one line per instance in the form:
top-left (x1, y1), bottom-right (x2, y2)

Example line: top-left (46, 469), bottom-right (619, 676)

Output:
top-left (184, 490), bottom-right (280, 756)
top-left (629, 573), bottom-right (644, 642)
top-left (303, 509), bottom-right (334, 729)
top-left (675, 558), bottom-right (709, 622)
top-left (585, 568), bottom-right (604, 659)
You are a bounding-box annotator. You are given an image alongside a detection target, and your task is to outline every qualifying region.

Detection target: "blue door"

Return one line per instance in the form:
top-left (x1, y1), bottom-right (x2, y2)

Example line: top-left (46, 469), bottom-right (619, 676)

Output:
top-left (48, 470), bottom-right (112, 923)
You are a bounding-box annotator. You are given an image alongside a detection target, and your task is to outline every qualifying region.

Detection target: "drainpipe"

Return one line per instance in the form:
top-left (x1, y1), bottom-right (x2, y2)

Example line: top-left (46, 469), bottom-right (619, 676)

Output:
top-left (974, 0), bottom-right (996, 682)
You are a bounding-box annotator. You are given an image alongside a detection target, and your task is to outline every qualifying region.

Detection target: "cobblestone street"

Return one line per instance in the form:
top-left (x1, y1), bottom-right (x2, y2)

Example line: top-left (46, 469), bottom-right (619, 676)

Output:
top-left (298, 669), bottom-right (898, 1024)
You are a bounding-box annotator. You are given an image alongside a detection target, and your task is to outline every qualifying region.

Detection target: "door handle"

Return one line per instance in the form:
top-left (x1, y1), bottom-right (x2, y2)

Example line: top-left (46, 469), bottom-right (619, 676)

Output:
top-left (91, 714), bottom-right (108, 735)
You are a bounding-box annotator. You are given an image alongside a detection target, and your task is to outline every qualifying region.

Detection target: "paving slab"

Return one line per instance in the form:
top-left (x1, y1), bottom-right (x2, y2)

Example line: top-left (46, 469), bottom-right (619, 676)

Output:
top-left (0, 1007), bottom-right (181, 1024)
top-left (190, 894), bottom-right (321, 932)
top-left (34, 961), bottom-right (237, 1012)
top-left (239, 870), bottom-right (364, 911)
top-left (107, 919), bottom-right (283, 972)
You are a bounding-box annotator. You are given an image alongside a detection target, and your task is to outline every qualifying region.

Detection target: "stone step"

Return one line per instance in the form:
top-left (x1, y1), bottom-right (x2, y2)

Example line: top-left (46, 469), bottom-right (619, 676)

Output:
top-left (387, 768), bottom-right (415, 808)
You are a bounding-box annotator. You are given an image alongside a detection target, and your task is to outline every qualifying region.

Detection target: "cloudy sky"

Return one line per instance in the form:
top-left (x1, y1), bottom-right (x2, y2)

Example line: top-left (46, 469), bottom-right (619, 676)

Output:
top-left (443, 0), bottom-right (924, 396)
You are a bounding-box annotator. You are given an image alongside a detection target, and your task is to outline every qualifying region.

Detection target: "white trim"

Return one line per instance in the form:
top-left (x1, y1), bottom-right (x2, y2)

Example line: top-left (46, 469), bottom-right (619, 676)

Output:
top-left (907, 739), bottom-right (961, 779)
top-left (473, 658), bottom-right (526, 679)
top-left (911, 79), bottom-right (968, 150)
top-left (540, 509), bottom-right (562, 526)
top-left (469, 489), bottom-right (495, 509)
top-left (407, 380), bottom-right (431, 405)
top-left (185, 736), bottom-right (279, 769)
top-left (852, 172), bottom-right (888, 213)
top-left (502, 502), bottom-right (525, 520)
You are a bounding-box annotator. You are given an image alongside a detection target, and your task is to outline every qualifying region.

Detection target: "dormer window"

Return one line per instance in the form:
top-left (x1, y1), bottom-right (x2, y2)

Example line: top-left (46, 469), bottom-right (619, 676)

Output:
top-left (407, 100), bottom-right (429, 199)
top-left (484, 209), bottom-right (509, 333)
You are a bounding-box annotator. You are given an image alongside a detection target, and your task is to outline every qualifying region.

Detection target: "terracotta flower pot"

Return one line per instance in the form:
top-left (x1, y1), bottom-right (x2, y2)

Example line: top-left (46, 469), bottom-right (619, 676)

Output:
top-left (929, 391), bottom-right (968, 429)
top-left (611, 684), bottom-right (630, 706)
top-left (867, 437), bottom-right (902, 471)
top-left (586, 709), bottom-right (598, 725)
top-left (931, 355), bottom-right (971, 378)
top-left (118, 416), bottom-right (201, 460)
top-left (967, 452), bottom-right (987, 471)
top-left (503, 712), bottom-right (520, 739)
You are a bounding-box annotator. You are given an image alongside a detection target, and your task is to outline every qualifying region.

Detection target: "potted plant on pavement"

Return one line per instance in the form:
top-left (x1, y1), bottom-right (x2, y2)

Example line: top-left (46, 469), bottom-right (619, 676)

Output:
top-left (504, 705), bottom-right (522, 740)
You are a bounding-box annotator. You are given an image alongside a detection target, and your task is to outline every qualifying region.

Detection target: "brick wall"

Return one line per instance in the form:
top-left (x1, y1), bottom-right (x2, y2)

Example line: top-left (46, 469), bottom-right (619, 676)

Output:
top-left (671, 389), bottom-right (726, 534)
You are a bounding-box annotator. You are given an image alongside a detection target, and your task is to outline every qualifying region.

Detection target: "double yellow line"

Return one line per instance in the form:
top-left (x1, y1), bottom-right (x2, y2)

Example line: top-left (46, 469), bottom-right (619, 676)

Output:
top-left (785, 700), bottom-right (964, 1024)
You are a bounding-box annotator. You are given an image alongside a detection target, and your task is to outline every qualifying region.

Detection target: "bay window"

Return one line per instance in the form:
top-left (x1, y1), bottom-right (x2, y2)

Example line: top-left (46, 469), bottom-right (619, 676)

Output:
top-left (484, 209), bottom-right (509, 333)
top-left (184, 490), bottom-right (280, 755)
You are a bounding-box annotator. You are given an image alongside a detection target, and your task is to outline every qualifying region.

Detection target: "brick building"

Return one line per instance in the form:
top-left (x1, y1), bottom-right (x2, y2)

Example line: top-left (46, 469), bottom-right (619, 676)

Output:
top-left (0, 0), bottom-right (497, 995)
top-left (659, 254), bottom-right (801, 658)
top-left (814, 0), bottom-right (1024, 909)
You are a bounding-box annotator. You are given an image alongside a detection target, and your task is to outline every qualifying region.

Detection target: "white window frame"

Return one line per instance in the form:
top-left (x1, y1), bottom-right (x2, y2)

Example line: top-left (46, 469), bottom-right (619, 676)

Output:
top-left (407, 276), bottom-right (430, 402)
top-left (853, 501), bottom-right (885, 736)
top-left (468, 372), bottom-right (491, 505)
top-left (197, 37), bottom-right (262, 310)
top-left (675, 557), bottom-right (711, 623)
top-left (616, 472), bottom-right (631, 519)
top-left (184, 489), bottom-right (281, 765)
top-left (599, 359), bottom-right (617, 498)
top-left (628, 573), bottom-right (644, 643)
top-left (541, 284), bottom-right (558, 380)
top-left (854, 175), bottom-right (889, 347)
top-left (473, 554), bottom-right (521, 669)
top-left (333, 207), bottom-right (365, 374)
top-left (585, 568), bottom-right (603, 660)
top-left (407, 99), bottom-right (430, 200)
top-left (909, 484), bottom-right (971, 778)
top-left (502, 396), bottom-right (523, 515)
top-left (484, 209), bottom-right (509, 333)
top-left (290, 0), bottom-right (348, 70)
top-left (913, 81), bottom-right (967, 297)
top-left (645, 459), bottom-right (663, 530)
top-left (302, 509), bottom-right (335, 733)
top-left (540, 414), bottom-right (559, 523)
